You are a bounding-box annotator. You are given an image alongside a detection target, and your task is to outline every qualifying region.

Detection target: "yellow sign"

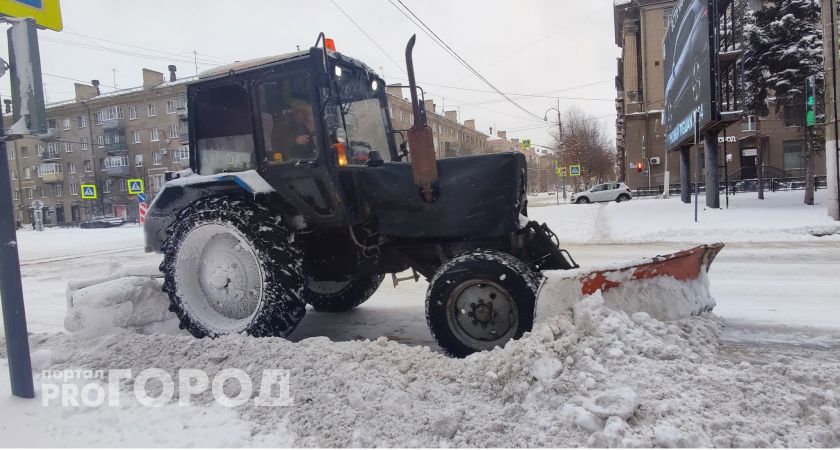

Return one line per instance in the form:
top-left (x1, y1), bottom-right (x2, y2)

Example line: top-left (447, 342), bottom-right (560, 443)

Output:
top-left (569, 164), bottom-right (581, 177)
top-left (520, 139), bottom-right (531, 149)
top-left (556, 166), bottom-right (567, 176)
top-left (80, 184), bottom-right (97, 199)
top-left (127, 178), bottom-right (144, 195)
top-left (0, 0), bottom-right (63, 31)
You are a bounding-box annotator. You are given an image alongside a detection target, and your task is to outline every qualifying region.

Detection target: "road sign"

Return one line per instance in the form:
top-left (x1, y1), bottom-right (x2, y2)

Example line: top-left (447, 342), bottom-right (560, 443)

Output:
top-left (556, 166), bottom-right (567, 176)
top-left (80, 184), bottom-right (97, 199)
top-left (0, 0), bottom-right (63, 31)
top-left (569, 164), bottom-right (581, 177)
top-left (137, 192), bottom-right (147, 203)
top-left (138, 202), bottom-right (148, 224)
top-left (127, 178), bottom-right (144, 195)
top-left (520, 139), bottom-right (531, 149)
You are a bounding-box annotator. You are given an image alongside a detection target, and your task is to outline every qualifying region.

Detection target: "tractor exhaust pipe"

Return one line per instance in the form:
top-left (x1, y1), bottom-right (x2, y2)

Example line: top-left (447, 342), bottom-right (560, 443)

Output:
top-left (405, 35), bottom-right (439, 203)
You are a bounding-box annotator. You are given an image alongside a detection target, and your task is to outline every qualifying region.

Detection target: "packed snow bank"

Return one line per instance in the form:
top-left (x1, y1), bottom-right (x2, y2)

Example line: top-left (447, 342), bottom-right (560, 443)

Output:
top-left (530, 190), bottom-right (840, 244)
top-left (64, 275), bottom-right (180, 337)
top-left (19, 291), bottom-right (840, 447)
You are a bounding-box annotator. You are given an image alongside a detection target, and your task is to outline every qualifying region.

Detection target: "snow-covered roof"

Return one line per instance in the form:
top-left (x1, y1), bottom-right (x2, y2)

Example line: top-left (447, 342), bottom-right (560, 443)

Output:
top-left (198, 51), bottom-right (309, 80)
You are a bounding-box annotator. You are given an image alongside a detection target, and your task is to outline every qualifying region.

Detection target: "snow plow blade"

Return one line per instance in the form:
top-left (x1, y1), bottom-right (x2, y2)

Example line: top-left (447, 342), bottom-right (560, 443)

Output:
top-left (535, 243), bottom-right (724, 323)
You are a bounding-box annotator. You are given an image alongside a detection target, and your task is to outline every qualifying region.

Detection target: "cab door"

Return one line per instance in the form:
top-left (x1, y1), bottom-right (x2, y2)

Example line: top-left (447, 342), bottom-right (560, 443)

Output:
top-left (252, 70), bottom-right (345, 226)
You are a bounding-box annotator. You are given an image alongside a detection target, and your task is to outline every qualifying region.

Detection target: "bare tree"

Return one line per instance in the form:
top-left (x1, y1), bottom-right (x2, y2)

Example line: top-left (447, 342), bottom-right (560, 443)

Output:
top-left (553, 107), bottom-right (617, 190)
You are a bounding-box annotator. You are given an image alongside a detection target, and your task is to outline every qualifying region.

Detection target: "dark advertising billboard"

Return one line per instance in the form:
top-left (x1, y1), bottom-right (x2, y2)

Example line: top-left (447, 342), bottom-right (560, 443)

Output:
top-left (663, 0), bottom-right (715, 150)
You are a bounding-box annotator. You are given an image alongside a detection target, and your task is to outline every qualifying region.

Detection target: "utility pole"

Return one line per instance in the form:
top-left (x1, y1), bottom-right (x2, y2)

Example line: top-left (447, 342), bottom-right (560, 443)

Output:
top-left (823, 0), bottom-right (840, 219)
top-left (756, 115), bottom-right (764, 199)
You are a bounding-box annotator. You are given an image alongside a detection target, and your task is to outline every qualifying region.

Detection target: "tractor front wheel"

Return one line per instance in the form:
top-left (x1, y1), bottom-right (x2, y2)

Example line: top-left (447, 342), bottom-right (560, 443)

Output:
top-left (426, 250), bottom-right (540, 357)
top-left (305, 274), bottom-right (384, 312)
top-left (161, 196), bottom-right (306, 338)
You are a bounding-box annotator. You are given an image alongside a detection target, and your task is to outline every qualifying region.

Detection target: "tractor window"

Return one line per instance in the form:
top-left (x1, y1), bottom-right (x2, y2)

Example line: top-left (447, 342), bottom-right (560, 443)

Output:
top-left (194, 83), bottom-right (256, 174)
top-left (256, 73), bottom-right (318, 165)
top-left (333, 66), bottom-right (392, 164)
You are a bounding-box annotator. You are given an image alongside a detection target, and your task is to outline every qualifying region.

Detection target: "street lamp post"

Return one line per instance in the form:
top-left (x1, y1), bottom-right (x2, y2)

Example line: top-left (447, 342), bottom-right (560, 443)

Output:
top-left (544, 100), bottom-right (564, 201)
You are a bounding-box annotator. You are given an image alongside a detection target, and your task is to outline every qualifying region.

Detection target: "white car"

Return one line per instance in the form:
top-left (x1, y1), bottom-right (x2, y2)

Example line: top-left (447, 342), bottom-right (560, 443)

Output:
top-left (571, 182), bottom-right (632, 204)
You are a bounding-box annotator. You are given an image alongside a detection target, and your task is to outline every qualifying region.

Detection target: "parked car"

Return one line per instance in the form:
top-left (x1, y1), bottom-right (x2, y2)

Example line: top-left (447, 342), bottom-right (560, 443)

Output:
top-left (80, 216), bottom-right (125, 229)
top-left (571, 182), bottom-right (632, 204)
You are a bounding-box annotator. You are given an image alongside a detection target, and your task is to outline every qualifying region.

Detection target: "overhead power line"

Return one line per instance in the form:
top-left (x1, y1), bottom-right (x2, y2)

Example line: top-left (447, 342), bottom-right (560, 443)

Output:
top-left (389, 0), bottom-right (547, 122)
top-left (61, 28), bottom-right (231, 65)
top-left (329, 0), bottom-right (405, 75)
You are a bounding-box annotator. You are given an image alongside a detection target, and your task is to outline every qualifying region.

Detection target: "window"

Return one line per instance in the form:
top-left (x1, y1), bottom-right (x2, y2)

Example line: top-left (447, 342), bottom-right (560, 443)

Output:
top-left (152, 174), bottom-right (165, 191)
top-left (128, 106), bottom-right (137, 120)
top-left (194, 82), bottom-right (255, 174)
top-left (148, 103), bottom-right (157, 117)
top-left (94, 112), bottom-right (102, 125)
top-left (117, 106), bottom-right (125, 119)
top-left (103, 179), bottom-right (111, 193)
top-left (78, 115), bottom-right (87, 128)
top-left (166, 99), bottom-right (177, 114)
top-left (256, 73), bottom-right (322, 165)
top-left (26, 187), bottom-right (33, 199)
top-left (68, 162), bottom-right (76, 174)
top-left (153, 151), bottom-right (162, 165)
top-left (104, 133), bottom-right (112, 145)
top-left (663, 7), bottom-right (673, 28)
top-left (37, 145), bottom-right (44, 156)
top-left (169, 124), bottom-right (178, 140)
top-left (81, 137), bottom-right (89, 151)
top-left (63, 118), bottom-right (71, 130)
top-left (13, 190), bottom-right (19, 201)
top-left (783, 140), bottom-right (804, 176)
top-left (173, 145), bottom-right (189, 163)
top-left (7, 147), bottom-right (14, 160)
top-left (37, 163), bottom-right (62, 177)
top-left (48, 119), bottom-right (56, 130)
top-left (99, 158), bottom-right (105, 170)
top-left (55, 184), bottom-right (62, 197)
top-left (64, 141), bottom-right (72, 153)
top-left (135, 154), bottom-right (144, 167)
top-left (70, 183), bottom-right (78, 196)
top-left (119, 180), bottom-right (126, 192)
top-left (84, 160), bottom-right (92, 172)
top-left (151, 128), bottom-right (160, 142)
top-left (97, 136), bottom-right (104, 147)
top-left (132, 130), bottom-right (141, 143)
top-left (20, 146), bottom-right (28, 158)
top-left (24, 167), bottom-right (31, 179)
top-left (104, 156), bottom-right (129, 168)
top-left (47, 142), bottom-right (56, 153)
top-left (10, 169), bottom-right (17, 180)
top-left (40, 185), bottom-right (46, 198)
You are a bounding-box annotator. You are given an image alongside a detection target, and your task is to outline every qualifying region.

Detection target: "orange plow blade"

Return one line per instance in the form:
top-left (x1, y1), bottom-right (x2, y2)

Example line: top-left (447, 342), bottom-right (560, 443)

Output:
top-left (535, 244), bottom-right (724, 324)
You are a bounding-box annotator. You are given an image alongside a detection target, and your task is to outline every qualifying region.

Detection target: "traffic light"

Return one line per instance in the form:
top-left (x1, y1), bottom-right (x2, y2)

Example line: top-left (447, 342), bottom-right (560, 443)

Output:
top-left (805, 75), bottom-right (816, 127)
top-left (636, 161), bottom-right (644, 172)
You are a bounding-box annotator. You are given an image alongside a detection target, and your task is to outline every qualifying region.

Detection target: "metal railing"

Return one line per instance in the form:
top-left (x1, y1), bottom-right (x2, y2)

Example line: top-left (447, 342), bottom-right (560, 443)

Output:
top-left (633, 175), bottom-right (827, 197)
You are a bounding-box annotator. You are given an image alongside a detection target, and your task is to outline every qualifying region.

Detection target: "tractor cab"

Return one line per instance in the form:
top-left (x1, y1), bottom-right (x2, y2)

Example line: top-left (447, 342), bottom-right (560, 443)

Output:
top-left (186, 42), bottom-right (397, 226)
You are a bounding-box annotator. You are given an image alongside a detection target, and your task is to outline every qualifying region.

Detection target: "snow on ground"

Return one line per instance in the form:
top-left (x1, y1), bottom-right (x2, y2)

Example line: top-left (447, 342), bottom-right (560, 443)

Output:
top-left (1, 190), bottom-right (839, 446)
top-left (529, 189), bottom-right (840, 244)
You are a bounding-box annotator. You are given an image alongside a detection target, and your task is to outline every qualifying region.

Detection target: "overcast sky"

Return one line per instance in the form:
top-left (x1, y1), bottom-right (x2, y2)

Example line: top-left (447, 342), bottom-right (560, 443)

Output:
top-left (1, 0), bottom-right (618, 148)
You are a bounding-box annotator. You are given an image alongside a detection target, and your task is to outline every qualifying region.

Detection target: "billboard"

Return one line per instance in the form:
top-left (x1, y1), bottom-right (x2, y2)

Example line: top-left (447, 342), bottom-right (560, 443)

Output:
top-left (663, 0), bottom-right (715, 150)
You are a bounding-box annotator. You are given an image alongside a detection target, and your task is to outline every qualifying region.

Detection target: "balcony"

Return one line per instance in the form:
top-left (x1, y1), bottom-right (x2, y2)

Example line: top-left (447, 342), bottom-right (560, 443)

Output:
top-left (41, 150), bottom-right (61, 161)
top-left (179, 132), bottom-right (189, 144)
top-left (38, 163), bottom-right (64, 184)
top-left (105, 165), bottom-right (130, 177)
top-left (177, 105), bottom-right (188, 120)
top-left (105, 141), bottom-right (129, 155)
top-left (101, 117), bottom-right (127, 129)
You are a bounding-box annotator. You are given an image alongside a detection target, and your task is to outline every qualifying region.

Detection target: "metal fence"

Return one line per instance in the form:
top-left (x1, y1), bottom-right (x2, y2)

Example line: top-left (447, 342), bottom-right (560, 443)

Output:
top-left (633, 176), bottom-right (827, 198)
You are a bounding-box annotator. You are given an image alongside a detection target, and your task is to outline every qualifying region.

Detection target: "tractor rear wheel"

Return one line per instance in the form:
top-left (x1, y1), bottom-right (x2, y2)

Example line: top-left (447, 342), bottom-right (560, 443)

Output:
top-left (425, 250), bottom-right (540, 357)
top-left (305, 274), bottom-right (385, 312)
top-left (161, 196), bottom-right (306, 338)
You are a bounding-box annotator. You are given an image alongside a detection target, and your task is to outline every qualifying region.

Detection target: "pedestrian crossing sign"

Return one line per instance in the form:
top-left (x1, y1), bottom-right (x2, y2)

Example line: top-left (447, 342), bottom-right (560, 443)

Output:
top-left (0, 0), bottom-right (63, 31)
top-left (80, 184), bottom-right (97, 199)
top-left (127, 178), bottom-right (144, 195)
top-left (520, 139), bottom-right (531, 149)
top-left (569, 164), bottom-right (581, 177)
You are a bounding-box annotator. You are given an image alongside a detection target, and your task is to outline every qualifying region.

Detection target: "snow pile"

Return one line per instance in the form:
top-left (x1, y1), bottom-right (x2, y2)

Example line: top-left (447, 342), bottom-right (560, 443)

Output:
top-left (23, 289), bottom-right (839, 447)
top-left (530, 190), bottom-right (840, 244)
top-left (64, 276), bottom-right (180, 337)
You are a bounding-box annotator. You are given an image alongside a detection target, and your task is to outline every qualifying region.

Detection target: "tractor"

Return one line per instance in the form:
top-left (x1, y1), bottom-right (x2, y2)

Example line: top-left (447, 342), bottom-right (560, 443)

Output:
top-left (143, 34), bottom-right (718, 357)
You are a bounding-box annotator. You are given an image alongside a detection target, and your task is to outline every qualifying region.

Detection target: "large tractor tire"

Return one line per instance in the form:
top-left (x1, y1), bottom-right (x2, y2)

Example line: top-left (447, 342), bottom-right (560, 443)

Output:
top-left (305, 274), bottom-right (385, 312)
top-left (425, 250), bottom-right (540, 358)
top-left (160, 196), bottom-right (306, 338)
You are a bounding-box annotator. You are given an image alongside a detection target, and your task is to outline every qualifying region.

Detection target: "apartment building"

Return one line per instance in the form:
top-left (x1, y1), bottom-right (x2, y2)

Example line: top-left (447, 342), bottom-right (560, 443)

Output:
top-left (614, 0), bottom-right (826, 189)
top-left (385, 84), bottom-right (489, 157)
top-left (6, 66), bottom-right (190, 226)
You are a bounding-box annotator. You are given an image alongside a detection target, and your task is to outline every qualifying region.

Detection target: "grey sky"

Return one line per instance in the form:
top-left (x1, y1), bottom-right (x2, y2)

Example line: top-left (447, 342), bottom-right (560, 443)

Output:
top-left (2, 0), bottom-right (618, 148)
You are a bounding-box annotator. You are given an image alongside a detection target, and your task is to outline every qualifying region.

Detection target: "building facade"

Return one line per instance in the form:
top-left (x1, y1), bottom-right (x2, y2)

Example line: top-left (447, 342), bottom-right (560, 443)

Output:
top-left (614, 0), bottom-right (826, 190)
top-left (7, 67), bottom-right (190, 226)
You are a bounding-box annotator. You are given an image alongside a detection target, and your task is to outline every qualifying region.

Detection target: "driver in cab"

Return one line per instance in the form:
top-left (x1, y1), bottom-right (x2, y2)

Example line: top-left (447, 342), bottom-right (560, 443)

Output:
top-left (265, 97), bottom-right (316, 163)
